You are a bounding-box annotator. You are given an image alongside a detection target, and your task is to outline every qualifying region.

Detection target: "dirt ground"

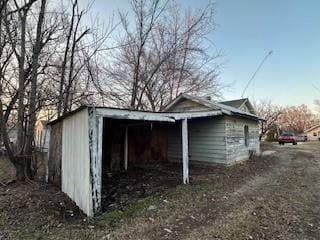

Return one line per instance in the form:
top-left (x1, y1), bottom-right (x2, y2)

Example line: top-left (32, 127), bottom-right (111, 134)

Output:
top-left (101, 163), bottom-right (231, 212)
top-left (101, 164), bottom-right (181, 212)
top-left (1, 142), bottom-right (320, 239)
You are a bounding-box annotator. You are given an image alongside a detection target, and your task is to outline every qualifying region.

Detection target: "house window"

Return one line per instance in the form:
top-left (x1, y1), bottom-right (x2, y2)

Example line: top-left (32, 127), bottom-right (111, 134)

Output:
top-left (313, 132), bottom-right (317, 136)
top-left (244, 125), bottom-right (249, 147)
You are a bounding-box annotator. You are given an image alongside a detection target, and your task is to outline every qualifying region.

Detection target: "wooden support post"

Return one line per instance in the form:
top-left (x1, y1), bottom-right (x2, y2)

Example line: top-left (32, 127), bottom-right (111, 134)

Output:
top-left (124, 126), bottom-right (128, 171)
top-left (89, 108), bottom-right (102, 216)
top-left (182, 118), bottom-right (189, 184)
top-left (95, 116), bottom-right (103, 213)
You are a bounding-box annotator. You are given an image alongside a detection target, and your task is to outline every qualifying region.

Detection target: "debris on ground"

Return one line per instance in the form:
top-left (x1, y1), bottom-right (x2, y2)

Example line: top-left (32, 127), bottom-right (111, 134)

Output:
top-left (101, 163), bottom-right (222, 212)
top-left (1, 142), bottom-right (320, 240)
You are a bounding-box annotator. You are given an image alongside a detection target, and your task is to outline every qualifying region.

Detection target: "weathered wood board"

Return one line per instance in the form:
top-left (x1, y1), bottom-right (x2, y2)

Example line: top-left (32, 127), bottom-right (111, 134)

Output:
top-left (48, 121), bottom-right (62, 185)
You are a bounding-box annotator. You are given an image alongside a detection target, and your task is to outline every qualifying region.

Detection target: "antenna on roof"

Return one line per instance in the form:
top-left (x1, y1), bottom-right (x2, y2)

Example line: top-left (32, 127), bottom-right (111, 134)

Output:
top-left (241, 50), bottom-right (273, 99)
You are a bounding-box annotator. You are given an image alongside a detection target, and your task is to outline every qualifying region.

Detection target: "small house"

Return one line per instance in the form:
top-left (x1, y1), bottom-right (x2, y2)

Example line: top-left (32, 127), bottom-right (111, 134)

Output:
top-left (304, 123), bottom-right (320, 141)
top-left (47, 94), bottom-right (263, 216)
top-left (35, 120), bottom-right (50, 152)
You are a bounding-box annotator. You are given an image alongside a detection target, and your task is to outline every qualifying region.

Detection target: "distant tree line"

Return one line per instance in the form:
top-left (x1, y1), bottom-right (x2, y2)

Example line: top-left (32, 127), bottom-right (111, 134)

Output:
top-left (254, 101), bottom-right (318, 141)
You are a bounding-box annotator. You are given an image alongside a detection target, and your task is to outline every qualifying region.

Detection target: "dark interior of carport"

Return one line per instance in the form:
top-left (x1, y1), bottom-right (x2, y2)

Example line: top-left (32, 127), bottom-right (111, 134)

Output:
top-left (101, 118), bottom-right (182, 212)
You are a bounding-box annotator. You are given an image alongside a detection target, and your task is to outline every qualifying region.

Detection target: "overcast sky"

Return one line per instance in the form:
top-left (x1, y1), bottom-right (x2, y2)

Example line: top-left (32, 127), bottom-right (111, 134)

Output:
top-left (88, 0), bottom-right (320, 111)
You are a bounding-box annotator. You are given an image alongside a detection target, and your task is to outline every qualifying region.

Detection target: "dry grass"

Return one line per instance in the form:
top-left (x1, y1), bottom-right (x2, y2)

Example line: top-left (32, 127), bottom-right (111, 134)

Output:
top-left (1, 142), bottom-right (320, 239)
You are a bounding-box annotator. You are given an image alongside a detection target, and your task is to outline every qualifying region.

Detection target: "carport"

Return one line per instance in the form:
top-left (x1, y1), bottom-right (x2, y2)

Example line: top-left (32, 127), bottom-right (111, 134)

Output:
top-left (48, 106), bottom-right (222, 216)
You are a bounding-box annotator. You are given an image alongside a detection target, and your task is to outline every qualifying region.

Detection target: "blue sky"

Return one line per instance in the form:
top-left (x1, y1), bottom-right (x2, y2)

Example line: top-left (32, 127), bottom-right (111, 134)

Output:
top-left (89, 0), bottom-right (320, 111)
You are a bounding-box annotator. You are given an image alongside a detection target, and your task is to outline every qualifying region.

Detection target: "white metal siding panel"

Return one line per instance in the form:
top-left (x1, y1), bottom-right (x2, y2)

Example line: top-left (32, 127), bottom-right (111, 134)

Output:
top-left (305, 126), bottom-right (320, 141)
top-left (62, 109), bottom-right (92, 216)
top-left (225, 116), bottom-right (260, 164)
top-left (88, 108), bottom-right (102, 216)
top-left (189, 117), bottom-right (227, 163)
top-left (168, 117), bottom-right (227, 164)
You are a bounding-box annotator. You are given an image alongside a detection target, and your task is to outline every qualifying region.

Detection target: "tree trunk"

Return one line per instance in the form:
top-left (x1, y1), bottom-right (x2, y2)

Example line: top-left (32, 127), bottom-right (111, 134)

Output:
top-left (57, 0), bottom-right (76, 117)
top-left (13, 158), bottom-right (26, 181)
top-left (24, 0), bottom-right (46, 179)
top-left (16, 10), bottom-right (27, 155)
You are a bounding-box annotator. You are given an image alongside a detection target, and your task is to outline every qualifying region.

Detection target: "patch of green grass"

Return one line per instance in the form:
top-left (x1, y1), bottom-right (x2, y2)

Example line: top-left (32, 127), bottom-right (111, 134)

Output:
top-left (172, 180), bottom-right (227, 197)
top-left (96, 195), bottom-right (162, 226)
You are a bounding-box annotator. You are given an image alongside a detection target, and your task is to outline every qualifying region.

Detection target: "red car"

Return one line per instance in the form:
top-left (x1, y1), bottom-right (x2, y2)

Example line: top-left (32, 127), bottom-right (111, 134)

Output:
top-left (278, 133), bottom-right (297, 145)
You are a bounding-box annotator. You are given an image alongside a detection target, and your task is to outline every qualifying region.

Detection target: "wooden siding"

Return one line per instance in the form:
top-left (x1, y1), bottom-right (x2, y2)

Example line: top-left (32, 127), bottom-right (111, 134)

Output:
top-left (225, 116), bottom-right (260, 164)
top-left (168, 116), bottom-right (227, 164)
top-left (305, 125), bottom-right (320, 141)
top-left (128, 124), bottom-right (169, 165)
top-left (61, 108), bottom-right (92, 216)
top-left (48, 121), bottom-right (62, 185)
top-left (167, 123), bottom-right (181, 161)
top-left (166, 98), bottom-right (210, 112)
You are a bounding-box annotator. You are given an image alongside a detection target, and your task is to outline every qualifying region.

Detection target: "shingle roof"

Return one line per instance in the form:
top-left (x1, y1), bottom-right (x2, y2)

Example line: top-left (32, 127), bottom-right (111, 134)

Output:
top-left (219, 99), bottom-right (248, 109)
top-left (304, 123), bottom-right (320, 133)
top-left (163, 94), bottom-right (263, 120)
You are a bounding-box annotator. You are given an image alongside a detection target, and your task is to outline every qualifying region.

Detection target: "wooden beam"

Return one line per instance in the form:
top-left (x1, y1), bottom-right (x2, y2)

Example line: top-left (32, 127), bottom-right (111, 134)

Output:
top-left (124, 126), bottom-right (128, 171)
top-left (182, 118), bottom-right (189, 184)
top-left (96, 116), bottom-right (103, 211)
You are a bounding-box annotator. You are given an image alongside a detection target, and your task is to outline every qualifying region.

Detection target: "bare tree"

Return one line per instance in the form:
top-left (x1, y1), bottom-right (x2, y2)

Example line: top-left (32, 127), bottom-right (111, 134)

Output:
top-left (0, 0), bottom-right (219, 180)
top-left (315, 99), bottom-right (320, 113)
top-left (24, 0), bottom-right (47, 178)
top-left (145, 3), bottom-right (220, 110)
top-left (254, 100), bottom-right (282, 140)
top-left (54, 0), bottom-right (115, 116)
top-left (0, 0), bottom-right (60, 180)
top-left (0, 0), bottom-right (38, 180)
top-left (105, 0), bottom-right (221, 111)
top-left (278, 105), bottom-right (316, 134)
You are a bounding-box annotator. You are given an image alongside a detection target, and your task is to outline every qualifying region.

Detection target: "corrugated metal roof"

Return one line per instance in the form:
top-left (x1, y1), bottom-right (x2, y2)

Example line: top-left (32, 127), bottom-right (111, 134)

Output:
top-left (49, 105), bottom-right (224, 125)
top-left (49, 93), bottom-right (264, 125)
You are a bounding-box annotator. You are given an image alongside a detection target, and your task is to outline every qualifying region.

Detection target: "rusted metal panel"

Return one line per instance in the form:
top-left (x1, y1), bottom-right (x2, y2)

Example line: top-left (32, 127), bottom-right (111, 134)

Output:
top-left (47, 121), bottom-right (62, 185)
top-left (61, 108), bottom-right (92, 216)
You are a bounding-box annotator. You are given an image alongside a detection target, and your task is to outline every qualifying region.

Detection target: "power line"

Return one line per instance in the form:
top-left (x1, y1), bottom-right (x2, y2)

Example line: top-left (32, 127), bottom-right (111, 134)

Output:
top-left (312, 83), bottom-right (320, 93)
top-left (241, 50), bottom-right (273, 99)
